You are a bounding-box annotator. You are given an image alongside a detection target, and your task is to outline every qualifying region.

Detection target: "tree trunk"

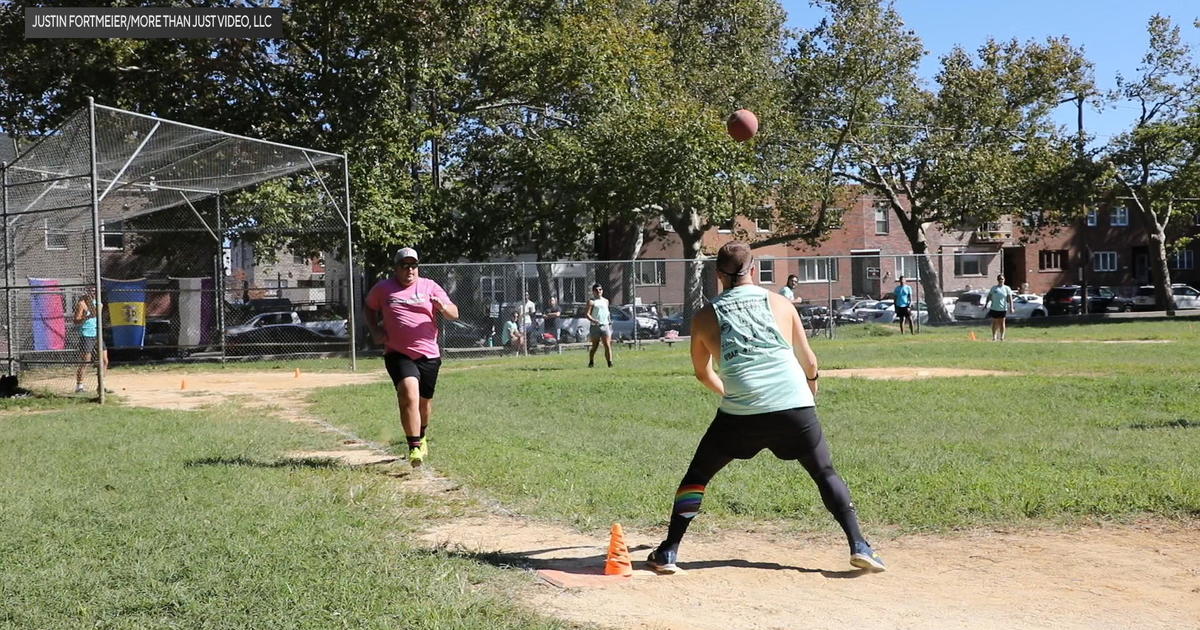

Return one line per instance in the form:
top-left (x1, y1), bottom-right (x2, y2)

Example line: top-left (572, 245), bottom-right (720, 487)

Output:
top-left (667, 207), bottom-right (706, 335)
top-left (1142, 215), bottom-right (1177, 315)
top-left (896, 212), bottom-right (952, 323)
top-left (619, 227), bottom-right (644, 306)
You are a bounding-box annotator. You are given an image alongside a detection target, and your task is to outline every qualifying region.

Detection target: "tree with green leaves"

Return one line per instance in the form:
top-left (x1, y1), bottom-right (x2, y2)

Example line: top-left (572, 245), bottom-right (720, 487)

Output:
top-left (1102, 15), bottom-right (1200, 314)
top-left (784, 0), bottom-right (1091, 322)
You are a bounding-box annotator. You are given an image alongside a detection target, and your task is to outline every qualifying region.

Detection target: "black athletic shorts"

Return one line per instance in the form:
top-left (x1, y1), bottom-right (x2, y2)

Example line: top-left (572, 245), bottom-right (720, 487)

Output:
top-left (894, 305), bottom-right (911, 318)
top-left (697, 407), bottom-right (825, 461)
top-left (384, 351), bottom-right (442, 399)
top-left (987, 309), bottom-right (1007, 319)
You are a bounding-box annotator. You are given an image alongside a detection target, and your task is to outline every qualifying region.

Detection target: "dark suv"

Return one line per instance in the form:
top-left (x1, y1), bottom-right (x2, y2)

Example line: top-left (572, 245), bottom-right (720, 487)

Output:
top-left (1043, 285), bottom-right (1132, 315)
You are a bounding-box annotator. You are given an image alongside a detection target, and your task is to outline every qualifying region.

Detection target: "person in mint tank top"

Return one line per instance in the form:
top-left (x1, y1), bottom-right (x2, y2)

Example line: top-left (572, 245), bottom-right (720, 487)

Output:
top-left (364, 247), bottom-right (459, 468)
top-left (893, 275), bottom-right (915, 335)
top-left (585, 283), bottom-right (613, 368)
top-left (645, 241), bottom-right (886, 575)
top-left (73, 287), bottom-right (109, 394)
top-left (984, 274), bottom-right (1015, 341)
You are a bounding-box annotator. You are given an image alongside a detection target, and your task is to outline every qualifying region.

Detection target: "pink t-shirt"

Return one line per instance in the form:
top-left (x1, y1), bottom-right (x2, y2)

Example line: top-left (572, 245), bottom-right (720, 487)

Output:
top-left (365, 277), bottom-right (451, 359)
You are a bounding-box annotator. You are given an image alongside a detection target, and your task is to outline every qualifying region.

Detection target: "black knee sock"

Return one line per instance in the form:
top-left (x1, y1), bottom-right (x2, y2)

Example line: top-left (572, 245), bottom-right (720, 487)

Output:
top-left (406, 435), bottom-right (422, 449)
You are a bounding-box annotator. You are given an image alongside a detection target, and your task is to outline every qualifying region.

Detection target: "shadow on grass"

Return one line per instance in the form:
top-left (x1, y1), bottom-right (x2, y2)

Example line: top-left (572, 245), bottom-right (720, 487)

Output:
top-left (184, 455), bottom-right (344, 469)
top-left (1123, 419), bottom-right (1197, 430)
top-left (441, 544), bottom-right (864, 578)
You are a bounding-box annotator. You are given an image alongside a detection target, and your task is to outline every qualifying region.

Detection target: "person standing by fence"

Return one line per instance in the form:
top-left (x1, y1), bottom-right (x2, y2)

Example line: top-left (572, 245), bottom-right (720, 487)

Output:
top-left (73, 288), bottom-right (108, 394)
top-left (893, 276), bottom-right (915, 335)
top-left (364, 247), bottom-right (459, 468)
top-left (586, 283), bottom-right (613, 368)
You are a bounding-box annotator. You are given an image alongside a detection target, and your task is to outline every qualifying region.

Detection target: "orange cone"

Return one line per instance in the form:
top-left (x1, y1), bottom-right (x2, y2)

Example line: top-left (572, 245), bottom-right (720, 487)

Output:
top-left (969, 330), bottom-right (977, 341)
top-left (294, 367), bottom-right (301, 378)
top-left (604, 522), bottom-right (634, 576)
top-left (180, 378), bottom-right (187, 390)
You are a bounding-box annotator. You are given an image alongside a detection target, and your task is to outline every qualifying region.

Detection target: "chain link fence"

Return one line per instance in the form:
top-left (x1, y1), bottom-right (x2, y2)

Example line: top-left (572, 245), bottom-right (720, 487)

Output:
top-left (2, 101), bottom-right (354, 399)
top-left (414, 248), bottom-right (1091, 361)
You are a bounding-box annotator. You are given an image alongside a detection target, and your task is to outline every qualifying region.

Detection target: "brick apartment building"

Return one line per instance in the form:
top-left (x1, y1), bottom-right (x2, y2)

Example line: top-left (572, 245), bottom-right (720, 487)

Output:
top-left (631, 192), bottom-right (1200, 308)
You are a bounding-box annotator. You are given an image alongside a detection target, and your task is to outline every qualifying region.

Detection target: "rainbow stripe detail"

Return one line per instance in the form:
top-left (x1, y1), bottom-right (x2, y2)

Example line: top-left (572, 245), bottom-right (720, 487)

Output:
top-left (673, 484), bottom-right (705, 519)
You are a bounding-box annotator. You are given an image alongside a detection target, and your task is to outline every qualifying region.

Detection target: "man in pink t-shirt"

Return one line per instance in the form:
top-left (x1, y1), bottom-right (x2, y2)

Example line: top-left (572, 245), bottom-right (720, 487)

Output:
top-left (364, 247), bottom-right (459, 468)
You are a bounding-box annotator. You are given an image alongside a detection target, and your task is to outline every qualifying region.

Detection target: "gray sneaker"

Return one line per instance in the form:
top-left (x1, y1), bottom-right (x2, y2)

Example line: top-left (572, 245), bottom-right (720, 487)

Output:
top-left (646, 547), bottom-right (680, 575)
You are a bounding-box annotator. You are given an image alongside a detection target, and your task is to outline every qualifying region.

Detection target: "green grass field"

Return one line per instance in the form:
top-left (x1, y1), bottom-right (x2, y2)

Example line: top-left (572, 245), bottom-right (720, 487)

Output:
top-left (311, 320), bottom-right (1200, 533)
top-left (0, 401), bottom-right (576, 629)
top-left (2, 318), bottom-right (1197, 628)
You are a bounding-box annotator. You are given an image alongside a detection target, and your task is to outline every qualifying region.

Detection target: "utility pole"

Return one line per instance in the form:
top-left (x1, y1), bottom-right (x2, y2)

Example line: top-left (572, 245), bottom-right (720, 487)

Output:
top-left (1075, 94), bottom-right (1090, 316)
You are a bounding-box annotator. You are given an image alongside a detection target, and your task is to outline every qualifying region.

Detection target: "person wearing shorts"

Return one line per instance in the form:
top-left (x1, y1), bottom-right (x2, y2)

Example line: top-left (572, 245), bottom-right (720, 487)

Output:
top-left (364, 247), bottom-right (459, 468)
top-left (645, 241), bottom-right (886, 575)
top-left (893, 275), bottom-right (914, 335)
top-left (73, 288), bottom-right (109, 394)
top-left (985, 274), bottom-right (1015, 341)
top-left (585, 283), bottom-right (613, 368)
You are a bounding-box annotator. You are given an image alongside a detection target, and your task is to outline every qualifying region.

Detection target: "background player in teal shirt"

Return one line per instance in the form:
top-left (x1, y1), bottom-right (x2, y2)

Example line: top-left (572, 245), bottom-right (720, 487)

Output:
top-left (985, 274), bottom-right (1015, 341)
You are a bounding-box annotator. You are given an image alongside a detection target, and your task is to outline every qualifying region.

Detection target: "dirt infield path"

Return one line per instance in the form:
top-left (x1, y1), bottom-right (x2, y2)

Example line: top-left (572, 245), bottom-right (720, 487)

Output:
top-left (113, 369), bottom-right (1199, 630)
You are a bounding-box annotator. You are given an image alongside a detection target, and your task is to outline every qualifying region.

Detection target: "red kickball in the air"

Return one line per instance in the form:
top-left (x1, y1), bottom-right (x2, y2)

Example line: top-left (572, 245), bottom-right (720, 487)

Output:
top-left (726, 109), bottom-right (759, 142)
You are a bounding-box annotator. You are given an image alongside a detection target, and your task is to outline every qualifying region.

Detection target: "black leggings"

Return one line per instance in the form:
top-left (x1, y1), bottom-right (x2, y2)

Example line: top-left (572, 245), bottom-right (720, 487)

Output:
top-left (663, 407), bottom-right (865, 550)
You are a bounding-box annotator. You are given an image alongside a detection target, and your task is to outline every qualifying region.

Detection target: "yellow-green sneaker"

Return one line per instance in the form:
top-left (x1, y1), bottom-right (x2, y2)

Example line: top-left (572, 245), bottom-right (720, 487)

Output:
top-left (408, 439), bottom-right (426, 468)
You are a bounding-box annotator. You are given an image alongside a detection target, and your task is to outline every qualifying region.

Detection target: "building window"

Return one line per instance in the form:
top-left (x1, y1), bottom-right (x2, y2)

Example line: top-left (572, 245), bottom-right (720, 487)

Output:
top-left (1169, 249), bottom-right (1195, 270)
top-left (758, 258), bottom-right (775, 284)
top-left (895, 255), bottom-right (920, 279)
top-left (717, 217), bottom-right (734, 233)
top-left (44, 218), bottom-right (68, 250)
top-left (1038, 249), bottom-right (1067, 271)
top-left (561, 277), bottom-right (587, 304)
top-left (874, 203), bottom-right (889, 234)
top-left (798, 258), bottom-right (838, 282)
top-left (480, 275), bottom-right (504, 303)
top-left (953, 253), bottom-right (984, 277)
top-left (293, 254), bottom-right (307, 265)
top-left (1111, 206), bottom-right (1129, 227)
top-left (754, 218), bottom-right (771, 233)
top-left (101, 220), bottom-right (124, 251)
top-left (1193, 213), bottom-right (1200, 226)
top-left (1093, 251), bottom-right (1118, 272)
top-left (635, 260), bottom-right (666, 286)
top-left (1086, 208), bottom-right (1098, 226)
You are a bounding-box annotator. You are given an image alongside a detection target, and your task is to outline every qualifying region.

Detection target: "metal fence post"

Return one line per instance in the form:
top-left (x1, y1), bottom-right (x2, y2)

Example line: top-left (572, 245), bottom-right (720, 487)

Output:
top-left (2, 160), bottom-right (12, 375)
top-left (88, 97), bottom-right (107, 403)
top-left (343, 155), bottom-right (357, 371)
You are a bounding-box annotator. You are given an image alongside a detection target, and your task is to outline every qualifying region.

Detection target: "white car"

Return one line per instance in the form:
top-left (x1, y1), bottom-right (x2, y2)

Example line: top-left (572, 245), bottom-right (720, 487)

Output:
top-left (849, 300), bottom-right (882, 321)
top-left (837, 299), bottom-right (877, 321)
top-left (953, 291), bottom-right (988, 320)
top-left (953, 291), bottom-right (1044, 320)
top-left (1132, 284), bottom-right (1200, 310)
top-left (1009, 293), bottom-right (1048, 320)
top-left (858, 300), bottom-right (930, 325)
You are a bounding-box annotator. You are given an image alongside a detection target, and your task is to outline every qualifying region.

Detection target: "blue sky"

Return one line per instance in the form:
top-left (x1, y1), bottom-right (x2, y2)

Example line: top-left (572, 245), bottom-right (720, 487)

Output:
top-left (779, 0), bottom-right (1200, 144)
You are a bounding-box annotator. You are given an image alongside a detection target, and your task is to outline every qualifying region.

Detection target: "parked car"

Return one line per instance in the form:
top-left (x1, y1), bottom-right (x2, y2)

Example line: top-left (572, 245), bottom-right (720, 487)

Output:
top-left (837, 299), bottom-right (876, 322)
top-left (296, 308), bottom-right (349, 337)
top-left (227, 310), bottom-right (348, 338)
top-left (658, 313), bottom-right (685, 335)
top-left (953, 291), bottom-right (988, 320)
top-left (797, 305), bottom-right (833, 331)
top-left (850, 300), bottom-right (883, 321)
top-left (441, 319), bottom-right (491, 348)
top-left (1132, 284), bottom-right (1200, 310)
top-left (859, 300), bottom-right (929, 325)
top-left (104, 318), bottom-right (176, 361)
top-left (1043, 285), bottom-right (1132, 315)
top-left (1008, 294), bottom-right (1048, 320)
top-left (611, 305), bottom-right (660, 340)
top-left (225, 324), bottom-right (347, 355)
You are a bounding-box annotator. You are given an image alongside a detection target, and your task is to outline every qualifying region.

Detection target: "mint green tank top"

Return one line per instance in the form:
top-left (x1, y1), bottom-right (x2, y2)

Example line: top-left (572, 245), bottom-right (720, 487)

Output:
top-left (712, 285), bottom-right (814, 415)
